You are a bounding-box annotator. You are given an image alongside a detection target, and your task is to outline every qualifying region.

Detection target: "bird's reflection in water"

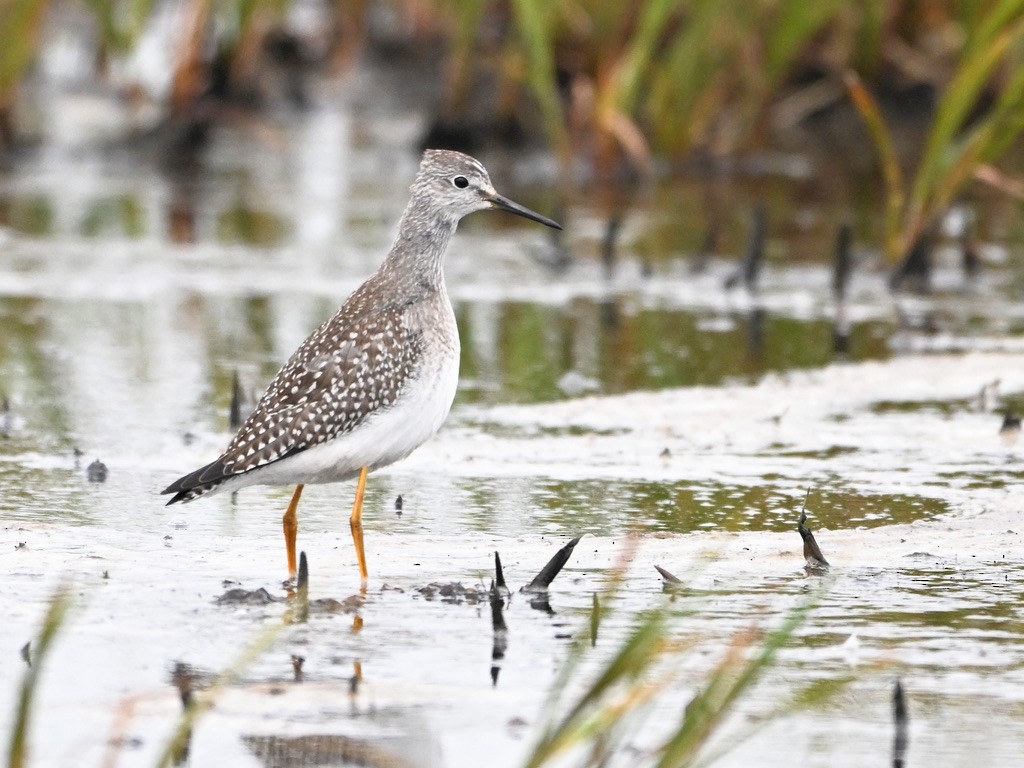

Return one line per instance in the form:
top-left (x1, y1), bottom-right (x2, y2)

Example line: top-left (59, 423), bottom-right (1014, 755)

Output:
top-left (242, 733), bottom-right (416, 768)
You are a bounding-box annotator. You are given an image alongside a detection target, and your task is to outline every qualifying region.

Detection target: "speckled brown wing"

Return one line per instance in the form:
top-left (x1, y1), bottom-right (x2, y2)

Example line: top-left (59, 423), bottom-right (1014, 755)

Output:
top-left (163, 293), bottom-right (422, 503)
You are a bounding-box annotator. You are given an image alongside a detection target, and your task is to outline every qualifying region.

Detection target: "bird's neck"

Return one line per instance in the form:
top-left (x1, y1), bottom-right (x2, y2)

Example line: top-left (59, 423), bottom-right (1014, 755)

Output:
top-left (379, 196), bottom-right (458, 294)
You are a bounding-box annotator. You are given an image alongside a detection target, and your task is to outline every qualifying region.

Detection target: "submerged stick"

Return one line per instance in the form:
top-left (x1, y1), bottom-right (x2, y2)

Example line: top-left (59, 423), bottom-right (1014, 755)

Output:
top-left (654, 565), bottom-right (683, 585)
top-left (961, 229), bottom-right (980, 285)
top-left (889, 229), bottom-right (934, 294)
top-left (833, 222), bottom-right (853, 301)
top-left (999, 409), bottom-right (1021, 444)
top-left (725, 205), bottom-right (766, 291)
top-left (798, 496), bottom-right (830, 572)
top-left (601, 214), bottom-right (624, 280)
top-left (523, 537), bottom-right (581, 592)
top-left (892, 679), bottom-right (908, 768)
top-left (229, 370), bottom-right (245, 430)
top-left (297, 552), bottom-right (309, 596)
top-left (690, 217), bottom-right (720, 274)
top-left (743, 205), bottom-right (767, 290)
top-left (293, 551), bottom-right (310, 623)
top-left (490, 579), bottom-right (508, 687)
top-left (494, 551), bottom-right (507, 593)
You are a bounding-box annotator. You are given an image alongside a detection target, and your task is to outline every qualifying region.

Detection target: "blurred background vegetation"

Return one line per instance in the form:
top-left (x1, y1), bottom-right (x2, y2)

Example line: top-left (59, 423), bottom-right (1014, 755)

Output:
top-left (4, 0), bottom-right (1024, 265)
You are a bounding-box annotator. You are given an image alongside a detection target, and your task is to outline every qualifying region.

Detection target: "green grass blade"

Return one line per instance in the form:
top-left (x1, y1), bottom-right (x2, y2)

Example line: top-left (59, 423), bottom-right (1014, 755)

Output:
top-left (655, 598), bottom-right (814, 768)
top-left (963, 0), bottom-right (1024, 56)
top-left (82, 0), bottom-right (161, 53)
top-left (615, 0), bottom-right (677, 116)
top-left (510, 0), bottom-right (568, 155)
top-left (917, 61), bottom-right (1024, 234)
top-left (7, 588), bottom-right (73, 768)
top-left (764, 0), bottom-right (843, 88)
top-left (524, 609), bottom-right (667, 768)
top-left (843, 71), bottom-right (906, 263)
top-left (852, 0), bottom-right (887, 77)
top-left (155, 619), bottom-right (285, 768)
top-left (649, 0), bottom-right (733, 152)
top-left (441, 0), bottom-right (488, 107)
top-left (0, 0), bottom-right (51, 97)
top-left (910, 11), bottom-right (1024, 213)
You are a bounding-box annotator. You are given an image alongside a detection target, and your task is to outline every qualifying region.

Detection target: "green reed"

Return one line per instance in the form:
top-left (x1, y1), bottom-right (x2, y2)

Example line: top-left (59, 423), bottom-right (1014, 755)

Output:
top-left (7, 587), bottom-right (71, 768)
top-left (849, 0), bottom-right (1024, 264)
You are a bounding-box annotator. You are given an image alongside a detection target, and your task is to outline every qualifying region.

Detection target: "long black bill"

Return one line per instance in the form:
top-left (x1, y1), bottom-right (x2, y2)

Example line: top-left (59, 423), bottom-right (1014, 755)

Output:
top-left (489, 193), bottom-right (562, 230)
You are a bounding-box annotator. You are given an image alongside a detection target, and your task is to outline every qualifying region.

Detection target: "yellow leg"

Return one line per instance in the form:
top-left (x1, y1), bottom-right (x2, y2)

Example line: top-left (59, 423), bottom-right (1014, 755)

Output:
top-left (350, 467), bottom-right (369, 582)
top-left (283, 484), bottom-right (304, 578)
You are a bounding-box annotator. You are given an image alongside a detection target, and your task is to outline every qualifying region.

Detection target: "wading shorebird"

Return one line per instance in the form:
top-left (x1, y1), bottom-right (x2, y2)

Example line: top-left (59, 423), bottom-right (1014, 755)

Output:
top-left (163, 150), bottom-right (561, 582)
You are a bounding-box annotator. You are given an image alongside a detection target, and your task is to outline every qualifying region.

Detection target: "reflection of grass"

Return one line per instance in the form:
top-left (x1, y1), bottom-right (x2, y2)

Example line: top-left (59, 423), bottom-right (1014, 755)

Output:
top-left (459, 300), bottom-right (894, 405)
top-left (490, 477), bottom-right (948, 535)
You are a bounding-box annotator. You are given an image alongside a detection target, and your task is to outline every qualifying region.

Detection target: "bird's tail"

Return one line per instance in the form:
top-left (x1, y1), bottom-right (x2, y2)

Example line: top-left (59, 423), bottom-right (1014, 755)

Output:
top-left (162, 458), bottom-right (229, 505)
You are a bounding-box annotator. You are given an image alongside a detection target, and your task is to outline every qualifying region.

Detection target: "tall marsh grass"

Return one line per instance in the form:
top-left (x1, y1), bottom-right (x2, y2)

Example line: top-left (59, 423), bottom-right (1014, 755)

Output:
top-left (847, 0), bottom-right (1024, 264)
top-left (523, 585), bottom-right (844, 768)
top-left (4, 1), bottom-right (1024, 261)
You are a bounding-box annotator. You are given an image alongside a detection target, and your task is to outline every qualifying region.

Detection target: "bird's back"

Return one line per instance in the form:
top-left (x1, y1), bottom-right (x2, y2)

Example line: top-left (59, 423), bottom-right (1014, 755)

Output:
top-left (163, 273), bottom-right (458, 502)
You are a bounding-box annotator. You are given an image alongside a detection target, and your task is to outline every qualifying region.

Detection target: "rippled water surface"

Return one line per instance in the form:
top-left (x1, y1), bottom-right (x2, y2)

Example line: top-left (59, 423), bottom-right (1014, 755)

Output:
top-left (3, 56), bottom-right (1024, 768)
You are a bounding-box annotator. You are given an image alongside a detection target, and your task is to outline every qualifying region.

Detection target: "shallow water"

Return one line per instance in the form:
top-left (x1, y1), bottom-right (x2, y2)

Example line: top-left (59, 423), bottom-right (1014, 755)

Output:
top-left (3, 57), bottom-right (1024, 768)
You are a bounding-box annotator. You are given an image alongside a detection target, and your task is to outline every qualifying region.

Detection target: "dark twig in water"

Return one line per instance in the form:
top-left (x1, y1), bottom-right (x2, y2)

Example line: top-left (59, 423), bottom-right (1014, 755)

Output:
top-left (490, 580), bottom-right (508, 636)
top-left (833, 314), bottom-right (852, 356)
top-left (999, 409), bottom-right (1020, 444)
top-left (833, 221), bottom-right (853, 301)
top-left (601, 214), bottom-right (624, 280)
top-left (654, 565), bottom-right (683, 585)
top-left (171, 662), bottom-right (197, 710)
top-left (523, 537), bottom-right (580, 615)
top-left (294, 551), bottom-right (310, 623)
top-left (490, 579), bottom-right (508, 686)
top-left (798, 493), bottom-right (830, 572)
top-left (690, 216), bottom-right (720, 274)
top-left (494, 551), bottom-right (507, 594)
top-left (537, 202), bottom-right (572, 274)
top-left (960, 228), bottom-right (980, 285)
top-left (229, 370), bottom-right (246, 431)
top-left (297, 552), bottom-right (309, 595)
top-left (523, 537), bottom-right (580, 592)
top-left (725, 204), bottom-right (766, 291)
top-left (746, 306), bottom-right (767, 361)
top-left (890, 228), bottom-right (935, 294)
top-left (893, 679), bottom-right (909, 768)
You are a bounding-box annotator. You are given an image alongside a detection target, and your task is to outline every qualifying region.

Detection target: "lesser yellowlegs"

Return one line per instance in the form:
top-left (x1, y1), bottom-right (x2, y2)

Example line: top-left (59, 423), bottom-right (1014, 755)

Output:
top-left (162, 149), bottom-right (561, 582)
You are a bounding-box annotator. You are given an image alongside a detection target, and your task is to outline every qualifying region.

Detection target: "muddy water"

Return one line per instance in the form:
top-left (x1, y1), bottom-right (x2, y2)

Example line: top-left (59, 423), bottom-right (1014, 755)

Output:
top-left (3, 67), bottom-right (1024, 767)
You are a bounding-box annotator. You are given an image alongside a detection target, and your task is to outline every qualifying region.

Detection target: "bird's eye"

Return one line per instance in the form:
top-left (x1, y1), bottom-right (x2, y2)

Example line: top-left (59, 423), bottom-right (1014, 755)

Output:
top-left (452, 175), bottom-right (469, 189)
